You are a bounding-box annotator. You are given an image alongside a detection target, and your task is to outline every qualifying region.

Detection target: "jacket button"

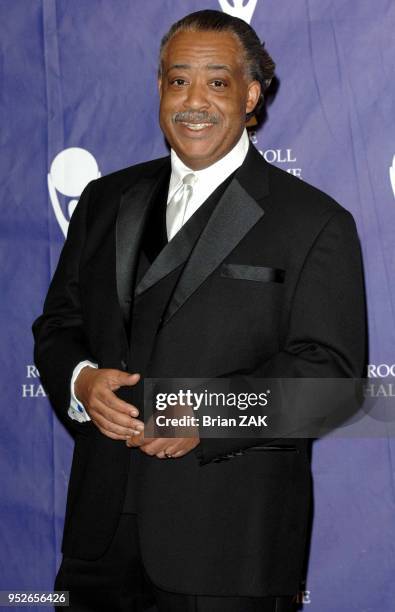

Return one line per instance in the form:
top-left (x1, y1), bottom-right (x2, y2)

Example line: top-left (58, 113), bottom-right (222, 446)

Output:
top-left (120, 359), bottom-right (127, 371)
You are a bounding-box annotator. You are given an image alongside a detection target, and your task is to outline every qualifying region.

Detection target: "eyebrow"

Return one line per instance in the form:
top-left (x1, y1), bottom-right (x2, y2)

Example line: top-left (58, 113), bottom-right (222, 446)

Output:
top-left (166, 63), bottom-right (232, 74)
top-left (206, 64), bottom-right (232, 72)
top-left (167, 64), bottom-right (191, 73)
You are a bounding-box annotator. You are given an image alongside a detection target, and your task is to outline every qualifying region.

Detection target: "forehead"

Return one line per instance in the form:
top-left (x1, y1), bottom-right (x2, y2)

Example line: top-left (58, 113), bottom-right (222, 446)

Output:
top-left (162, 30), bottom-right (244, 69)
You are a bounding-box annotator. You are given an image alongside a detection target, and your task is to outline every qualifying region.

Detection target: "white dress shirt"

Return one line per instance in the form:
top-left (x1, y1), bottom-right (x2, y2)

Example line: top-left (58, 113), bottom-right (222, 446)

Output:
top-left (69, 129), bottom-right (250, 422)
top-left (167, 128), bottom-right (249, 230)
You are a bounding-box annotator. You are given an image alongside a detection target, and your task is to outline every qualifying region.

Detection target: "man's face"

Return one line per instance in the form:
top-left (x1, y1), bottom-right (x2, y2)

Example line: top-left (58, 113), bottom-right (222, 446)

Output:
top-left (158, 30), bottom-right (261, 170)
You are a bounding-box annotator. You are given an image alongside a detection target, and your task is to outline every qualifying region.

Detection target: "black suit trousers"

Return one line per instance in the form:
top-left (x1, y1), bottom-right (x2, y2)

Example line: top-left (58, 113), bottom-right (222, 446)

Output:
top-left (54, 514), bottom-right (296, 612)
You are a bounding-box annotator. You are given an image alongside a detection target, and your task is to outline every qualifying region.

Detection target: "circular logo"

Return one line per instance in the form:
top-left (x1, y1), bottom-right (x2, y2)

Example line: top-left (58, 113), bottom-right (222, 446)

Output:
top-left (48, 147), bottom-right (101, 237)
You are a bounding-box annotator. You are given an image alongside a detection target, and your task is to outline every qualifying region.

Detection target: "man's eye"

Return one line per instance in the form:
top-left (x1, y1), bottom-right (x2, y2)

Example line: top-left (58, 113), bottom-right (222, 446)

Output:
top-left (170, 79), bottom-right (187, 86)
top-left (210, 80), bottom-right (226, 88)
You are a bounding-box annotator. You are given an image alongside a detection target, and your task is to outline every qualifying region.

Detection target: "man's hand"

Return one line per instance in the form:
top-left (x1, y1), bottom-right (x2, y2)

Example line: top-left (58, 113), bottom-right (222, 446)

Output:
top-left (74, 367), bottom-right (144, 440)
top-left (126, 432), bottom-right (200, 459)
top-left (126, 402), bottom-right (200, 458)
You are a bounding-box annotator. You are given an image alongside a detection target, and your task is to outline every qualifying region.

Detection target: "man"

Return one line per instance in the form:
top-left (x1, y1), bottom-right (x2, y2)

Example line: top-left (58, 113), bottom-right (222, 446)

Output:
top-left (33, 9), bottom-right (366, 612)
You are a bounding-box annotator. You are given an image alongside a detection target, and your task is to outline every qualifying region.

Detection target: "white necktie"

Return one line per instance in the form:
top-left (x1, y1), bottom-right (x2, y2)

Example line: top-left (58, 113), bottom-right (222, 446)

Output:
top-left (166, 173), bottom-right (196, 240)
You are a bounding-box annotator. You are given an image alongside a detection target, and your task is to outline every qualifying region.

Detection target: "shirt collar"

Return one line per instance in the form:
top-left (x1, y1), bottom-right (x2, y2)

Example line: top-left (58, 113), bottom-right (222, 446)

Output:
top-left (168, 129), bottom-right (250, 201)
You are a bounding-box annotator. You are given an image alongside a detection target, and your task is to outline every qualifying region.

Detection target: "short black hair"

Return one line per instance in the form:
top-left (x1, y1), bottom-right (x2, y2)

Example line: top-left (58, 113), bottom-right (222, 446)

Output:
top-left (159, 9), bottom-right (275, 119)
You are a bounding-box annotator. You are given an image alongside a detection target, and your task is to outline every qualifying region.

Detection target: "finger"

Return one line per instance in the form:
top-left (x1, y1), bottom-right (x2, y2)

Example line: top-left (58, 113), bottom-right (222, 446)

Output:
top-left (126, 432), bottom-right (145, 448)
top-left (92, 402), bottom-right (142, 430)
top-left (156, 450), bottom-right (168, 459)
top-left (164, 438), bottom-right (199, 458)
top-left (91, 395), bottom-right (144, 429)
top-left (105, 370), bottom-right (141, 391)
top-left (97, 426), bottom-right (131, 441)
top-left (94, 412), bottom-right (143, 437)
top-left (91, 400), bottom-right (144, 437)
top-left (163, 445), bottom-right (184, 458)
top-left (96, 387), bottom-right (140, 418)
top-left (140, 438), bottom-right (169, 457)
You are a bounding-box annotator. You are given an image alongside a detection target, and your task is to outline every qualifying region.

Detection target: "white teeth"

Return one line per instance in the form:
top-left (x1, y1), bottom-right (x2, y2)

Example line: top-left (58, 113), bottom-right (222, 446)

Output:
top-left (182, 123), bottom-right (212, 131)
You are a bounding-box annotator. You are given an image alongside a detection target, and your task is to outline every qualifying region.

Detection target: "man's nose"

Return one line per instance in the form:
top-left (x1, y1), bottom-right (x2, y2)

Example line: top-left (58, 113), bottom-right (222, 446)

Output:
top-left (183, 81), bottom-right (209, 109)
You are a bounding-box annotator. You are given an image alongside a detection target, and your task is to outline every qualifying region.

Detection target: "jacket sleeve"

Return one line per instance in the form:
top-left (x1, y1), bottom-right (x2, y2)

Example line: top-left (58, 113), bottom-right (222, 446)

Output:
top-left (32, 181), bottom-right (96, 435)
top-left (196, 209), bottom-right (367, 465)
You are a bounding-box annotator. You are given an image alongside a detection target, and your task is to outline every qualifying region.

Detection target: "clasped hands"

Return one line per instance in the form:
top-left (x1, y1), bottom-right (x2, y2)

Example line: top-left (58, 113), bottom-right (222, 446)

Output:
top-left (74, 367), bottom-right (200, 459)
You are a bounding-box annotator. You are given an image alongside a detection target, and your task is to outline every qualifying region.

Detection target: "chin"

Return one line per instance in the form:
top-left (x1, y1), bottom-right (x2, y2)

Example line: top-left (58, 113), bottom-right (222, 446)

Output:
top-left (179, 147), bottom-right (219, 167)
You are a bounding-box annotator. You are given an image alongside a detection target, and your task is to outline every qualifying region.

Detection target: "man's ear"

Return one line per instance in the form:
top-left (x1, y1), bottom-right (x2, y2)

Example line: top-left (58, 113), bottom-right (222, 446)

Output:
top-left (245, 80), bottom-right (261, 115)
top-left (158, 77), bottom-right (163, 99)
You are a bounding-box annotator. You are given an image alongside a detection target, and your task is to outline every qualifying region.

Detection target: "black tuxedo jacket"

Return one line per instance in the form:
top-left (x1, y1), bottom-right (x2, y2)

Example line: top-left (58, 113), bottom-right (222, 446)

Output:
top-left (33, 144), bottom-right (366, 597)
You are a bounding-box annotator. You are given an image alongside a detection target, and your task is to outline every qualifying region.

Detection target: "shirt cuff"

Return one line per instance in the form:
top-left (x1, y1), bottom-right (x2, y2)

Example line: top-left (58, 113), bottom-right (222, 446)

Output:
top-left (68, 360), bottom-right (98, 423)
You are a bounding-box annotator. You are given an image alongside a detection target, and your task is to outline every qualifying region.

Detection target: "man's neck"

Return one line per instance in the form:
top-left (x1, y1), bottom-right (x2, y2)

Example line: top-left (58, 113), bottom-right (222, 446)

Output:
top-left (170, 129), bottom-right (250, 176)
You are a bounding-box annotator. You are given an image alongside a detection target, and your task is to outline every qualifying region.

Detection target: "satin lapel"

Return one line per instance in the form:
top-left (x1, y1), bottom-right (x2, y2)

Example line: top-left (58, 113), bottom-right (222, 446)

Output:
top-left (134, 179), bottom-right (225, 297)
top-left (135, 220), bottom-right (195, 297)
top-left (116, 162), bottom-right (170, 326)
top-left (162, 177), bottom-right (264, 325)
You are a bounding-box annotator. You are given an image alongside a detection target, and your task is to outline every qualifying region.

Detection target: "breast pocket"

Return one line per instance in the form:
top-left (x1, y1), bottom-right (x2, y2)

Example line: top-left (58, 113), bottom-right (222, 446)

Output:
top-left (220, 264), bottom-right (286, 284)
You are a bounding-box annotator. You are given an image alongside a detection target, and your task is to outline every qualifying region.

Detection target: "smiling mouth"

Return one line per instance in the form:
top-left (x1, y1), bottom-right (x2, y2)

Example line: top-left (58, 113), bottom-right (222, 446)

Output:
top-left (178, 122), bottom-right (214, 131)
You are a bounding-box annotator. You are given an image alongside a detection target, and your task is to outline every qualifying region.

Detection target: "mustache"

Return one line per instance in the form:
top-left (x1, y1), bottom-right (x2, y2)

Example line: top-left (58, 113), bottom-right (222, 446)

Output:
top-left (172, 111), bottom-right (219, 124)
